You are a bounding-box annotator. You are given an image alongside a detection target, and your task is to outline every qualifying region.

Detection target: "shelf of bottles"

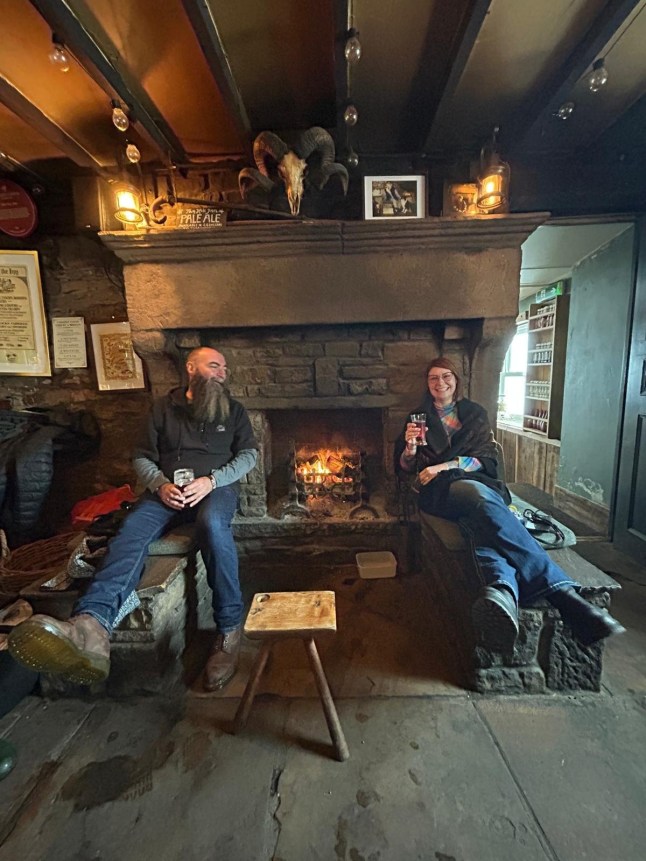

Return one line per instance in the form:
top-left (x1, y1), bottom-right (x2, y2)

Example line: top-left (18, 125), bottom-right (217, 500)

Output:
top-left (523, 300), bottom-right (557, 435)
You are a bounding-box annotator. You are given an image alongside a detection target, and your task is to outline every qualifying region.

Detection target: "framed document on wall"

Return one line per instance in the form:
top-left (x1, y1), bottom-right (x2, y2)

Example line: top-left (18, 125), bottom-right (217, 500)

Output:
top-left (0, 250), bottom-right (51, 376)
top-left (90, 321), bottom-right (145, 391)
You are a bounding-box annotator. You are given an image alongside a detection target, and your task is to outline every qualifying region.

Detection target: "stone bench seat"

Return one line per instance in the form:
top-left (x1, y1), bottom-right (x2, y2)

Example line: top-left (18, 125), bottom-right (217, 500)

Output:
top-left (39, 524), bottom-right (211, 697)
top-left (418, 498), bottom-right (620, 694)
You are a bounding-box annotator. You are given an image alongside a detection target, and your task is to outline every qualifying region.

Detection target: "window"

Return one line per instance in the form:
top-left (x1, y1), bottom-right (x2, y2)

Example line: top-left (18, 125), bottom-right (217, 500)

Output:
top-left (498, 323), bottom-right (528, 425)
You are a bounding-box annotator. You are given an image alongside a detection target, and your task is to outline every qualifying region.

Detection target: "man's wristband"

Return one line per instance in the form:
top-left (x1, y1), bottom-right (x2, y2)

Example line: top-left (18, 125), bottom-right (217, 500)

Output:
top-left (209, 473), bottom-right (217, 490)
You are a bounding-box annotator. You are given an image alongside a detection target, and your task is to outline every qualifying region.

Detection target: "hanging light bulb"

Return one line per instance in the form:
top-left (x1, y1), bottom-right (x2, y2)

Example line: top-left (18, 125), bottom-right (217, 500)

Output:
top-left (344, 28), bottom-right (362, 64)
top-left (343, 104), bottom-right (359, 126)
top-left (112, 101), bottom-right (130, 132)
top-left (125, 143), bottom-right (141, 163)
top-left (587, 58), bottom-right (609, 93)
top-left (555, 101), bottom-right (575, 120)
top-left (49, 35), bottom-right (70, 73)
top-left (346, 148), bottom-right (359, 169)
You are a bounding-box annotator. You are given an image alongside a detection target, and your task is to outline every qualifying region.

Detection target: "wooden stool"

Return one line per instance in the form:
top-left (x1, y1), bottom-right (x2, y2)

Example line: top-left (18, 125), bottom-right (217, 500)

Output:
top-left (233, 590), bottom-right (349, 762)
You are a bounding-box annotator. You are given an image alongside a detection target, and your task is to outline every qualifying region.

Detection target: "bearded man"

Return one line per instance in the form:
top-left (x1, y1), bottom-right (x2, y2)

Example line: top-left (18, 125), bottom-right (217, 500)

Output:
top-left (9, 347), bottom-right (258, 692)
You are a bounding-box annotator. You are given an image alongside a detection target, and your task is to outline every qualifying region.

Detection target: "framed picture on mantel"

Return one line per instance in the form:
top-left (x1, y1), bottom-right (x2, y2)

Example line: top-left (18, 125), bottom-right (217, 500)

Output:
top-left (364, 175), bottom-right (426, 220)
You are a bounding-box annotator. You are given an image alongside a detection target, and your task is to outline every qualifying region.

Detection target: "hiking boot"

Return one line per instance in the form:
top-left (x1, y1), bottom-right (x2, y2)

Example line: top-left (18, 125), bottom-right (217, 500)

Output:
top-left (203, 627), bottom-right (242, 692)
top-left (8, 613), bottom-right (110, 685)
top-left (471, 585), bottom-right (519, 653)
top-left (548, 587), bottom-right (626, 646)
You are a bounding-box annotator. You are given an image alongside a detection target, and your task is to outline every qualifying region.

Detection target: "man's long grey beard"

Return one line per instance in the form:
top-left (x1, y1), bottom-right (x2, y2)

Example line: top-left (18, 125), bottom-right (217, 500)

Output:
top-left (190, 376), bottom-right (230, 425)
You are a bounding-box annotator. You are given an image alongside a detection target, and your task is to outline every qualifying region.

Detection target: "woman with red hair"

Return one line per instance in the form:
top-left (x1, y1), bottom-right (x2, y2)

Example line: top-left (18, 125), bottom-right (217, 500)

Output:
top-left (395, 357), bottom-right (625, 653)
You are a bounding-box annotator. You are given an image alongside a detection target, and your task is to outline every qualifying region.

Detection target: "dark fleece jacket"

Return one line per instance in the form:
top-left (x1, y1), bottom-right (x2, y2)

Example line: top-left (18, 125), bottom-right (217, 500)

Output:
top-left (133, 387), bottom-right (257, 487)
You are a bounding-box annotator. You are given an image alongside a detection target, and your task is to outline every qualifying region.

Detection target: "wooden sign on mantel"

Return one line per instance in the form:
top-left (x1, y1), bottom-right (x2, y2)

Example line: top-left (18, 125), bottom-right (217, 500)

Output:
top-left (176, 204), bottom-right (227, 230)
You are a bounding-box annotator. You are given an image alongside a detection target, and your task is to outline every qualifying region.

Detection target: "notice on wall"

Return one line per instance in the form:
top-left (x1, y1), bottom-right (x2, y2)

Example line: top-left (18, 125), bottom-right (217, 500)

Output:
top-left (52, 316), bottom-right (87, 369)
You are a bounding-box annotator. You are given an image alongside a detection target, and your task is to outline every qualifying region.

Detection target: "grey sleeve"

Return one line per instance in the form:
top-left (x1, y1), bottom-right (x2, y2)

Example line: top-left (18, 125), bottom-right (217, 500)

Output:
top-left (133, 456), bottom-right (171, 493)
top-left (211, 448), bottom-right (258, 488)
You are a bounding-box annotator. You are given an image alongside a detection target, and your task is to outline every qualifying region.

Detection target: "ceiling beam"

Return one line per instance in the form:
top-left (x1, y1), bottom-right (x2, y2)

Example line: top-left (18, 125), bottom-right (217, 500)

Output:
top-left (0, 74), bottom-right (108, 173)
top-left (0, 150), bottom-right (50, 188)
top-left (420, 0), bottom-right (493, 154)
top-left (509, 0), bottom-right (643, 152)
top-left (180, 0), bottom-right (251, 145)
top-left (29, 0), bottom-right (189, 165)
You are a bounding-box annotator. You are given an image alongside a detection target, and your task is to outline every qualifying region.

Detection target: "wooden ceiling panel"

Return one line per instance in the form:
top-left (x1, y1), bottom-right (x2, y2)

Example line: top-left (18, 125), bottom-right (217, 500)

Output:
top-left (351, 0), bottom-right (450, 153)
top-left (0, 0), bottom-right (154, 166)
top-left (86, 0), bottom-right (246, 155)
top-left (527, 1), bottom-right (646, 152)
top-left (208, 0), bottom-right (336, 132)
top-left (428, 0), bottom-right (608, 154)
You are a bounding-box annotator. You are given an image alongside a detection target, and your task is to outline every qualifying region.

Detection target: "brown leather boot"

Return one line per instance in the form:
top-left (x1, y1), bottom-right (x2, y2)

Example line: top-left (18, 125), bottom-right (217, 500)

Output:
top-left (8, 613), bottom-right (110, 685)
top-left (203, 627), bottom-right (242, 692)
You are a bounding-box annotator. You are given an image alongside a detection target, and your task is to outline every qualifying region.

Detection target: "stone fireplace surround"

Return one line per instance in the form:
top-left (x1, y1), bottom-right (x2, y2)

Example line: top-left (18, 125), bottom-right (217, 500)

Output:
top-left (100, 215), bottom-right (547, 551)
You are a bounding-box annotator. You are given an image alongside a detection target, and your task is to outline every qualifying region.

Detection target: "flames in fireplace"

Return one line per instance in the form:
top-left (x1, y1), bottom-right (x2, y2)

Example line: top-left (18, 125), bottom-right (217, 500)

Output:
top-left (295, 448), bottom-right (360, 496)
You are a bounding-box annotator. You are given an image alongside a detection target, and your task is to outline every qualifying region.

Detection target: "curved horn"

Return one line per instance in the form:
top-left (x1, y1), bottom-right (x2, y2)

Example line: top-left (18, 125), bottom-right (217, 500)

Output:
top-left (253, 131), bottom-right (290, 176)
top-left (296, 126), bottom-right (335, 166)
top-left (238, 167), bottom-right (275, 198)
top-left (319, 162), bottom-right (349, 195)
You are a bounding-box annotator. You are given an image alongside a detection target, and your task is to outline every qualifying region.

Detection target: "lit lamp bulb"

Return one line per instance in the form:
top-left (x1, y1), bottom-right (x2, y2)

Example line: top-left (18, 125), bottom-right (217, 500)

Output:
top-left (343, 104), bottom-right (359, 126)
top-left (476, 126), bottom-right (510, 212)
top-left (112, 102), bottom-right (130, 132)
top-left (556, 101), bottom-right (575, 120)
top-left (587, 58), bottom-right (608, 93)
top-left (344, 29), bottom-right (362, 64)
top-left (49, 41), bottom-right (70, 73)
top-left (114, 182), bottom-right (144, 225)
top-left (125, 143), bottom-right (141, 163)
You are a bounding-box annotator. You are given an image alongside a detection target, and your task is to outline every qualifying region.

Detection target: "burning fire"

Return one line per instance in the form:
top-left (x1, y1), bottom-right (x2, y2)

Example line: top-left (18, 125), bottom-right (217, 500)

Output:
top-left (296, 449), bottom-right (355, 485)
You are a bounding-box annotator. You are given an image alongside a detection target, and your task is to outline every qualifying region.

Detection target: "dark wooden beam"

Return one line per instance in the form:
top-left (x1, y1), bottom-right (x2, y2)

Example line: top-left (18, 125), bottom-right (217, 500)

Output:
top-left (419, 0), bottom-right (493, 154)
top-left (180, 0), bottom-right (251, 144)
top-left (0, 74), bottom-right (108, 173)
top-left (509, 0), bottom-right (643, 152)
top-left (0, 150), bottom-right (50, 187)
top-left (29, 0), bottom-right (188, 164)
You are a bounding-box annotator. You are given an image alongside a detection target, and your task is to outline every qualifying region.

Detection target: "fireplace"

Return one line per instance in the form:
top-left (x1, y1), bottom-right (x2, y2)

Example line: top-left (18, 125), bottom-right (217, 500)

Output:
top-left (266, 407), bottom-right (385, 519)
top-left (99, 216), bottom-right (547, 555)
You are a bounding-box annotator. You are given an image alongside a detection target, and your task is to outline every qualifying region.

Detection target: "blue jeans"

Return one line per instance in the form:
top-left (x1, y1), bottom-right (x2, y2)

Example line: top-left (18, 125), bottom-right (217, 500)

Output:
top-left (74, 486), bottom-right (242, 635)
top-left (435, 480), bottom-right (576, 605)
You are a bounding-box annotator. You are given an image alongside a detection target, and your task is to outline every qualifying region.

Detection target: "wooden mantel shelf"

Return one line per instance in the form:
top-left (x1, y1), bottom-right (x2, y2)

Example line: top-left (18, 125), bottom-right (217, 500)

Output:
top-left (100, 212), bottom-right (550, 264)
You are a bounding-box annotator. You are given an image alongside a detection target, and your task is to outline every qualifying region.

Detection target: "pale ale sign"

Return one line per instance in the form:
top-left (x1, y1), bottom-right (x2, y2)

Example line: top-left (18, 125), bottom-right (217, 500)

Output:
top-left (176, 205), bottom-right (227, 230)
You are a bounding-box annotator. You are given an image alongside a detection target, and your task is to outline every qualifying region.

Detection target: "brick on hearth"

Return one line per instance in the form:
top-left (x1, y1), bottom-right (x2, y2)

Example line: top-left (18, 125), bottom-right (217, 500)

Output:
top-left (274, 367), bottom-right (313, 384)
top-left (325, 341), bottom-right (360, 357)
top-left (360, 342), bottom-right (383, 359)
top-left (346, 379), bottom-right (388, 396)
top-left (341, 366), bottom-right (388, 382)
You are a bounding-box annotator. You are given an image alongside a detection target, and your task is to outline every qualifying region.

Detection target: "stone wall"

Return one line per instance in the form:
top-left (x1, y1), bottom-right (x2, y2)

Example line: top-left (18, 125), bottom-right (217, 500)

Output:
top-left (1, 234), bottom-right (150, 532)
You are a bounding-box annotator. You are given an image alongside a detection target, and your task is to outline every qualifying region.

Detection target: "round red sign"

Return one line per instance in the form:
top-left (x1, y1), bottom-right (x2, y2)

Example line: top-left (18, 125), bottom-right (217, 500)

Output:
top-left (0, 179), bottom-right (38, 238)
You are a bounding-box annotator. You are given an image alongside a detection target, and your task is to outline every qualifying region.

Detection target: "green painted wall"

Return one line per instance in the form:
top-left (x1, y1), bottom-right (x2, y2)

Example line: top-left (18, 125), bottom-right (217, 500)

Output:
top-left (557, 226), bottom-right (635, 508)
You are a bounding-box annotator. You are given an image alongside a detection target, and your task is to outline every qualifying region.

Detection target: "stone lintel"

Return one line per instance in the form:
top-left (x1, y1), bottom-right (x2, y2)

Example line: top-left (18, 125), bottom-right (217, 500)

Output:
top-left (100, 213), bottom-right (549, 263)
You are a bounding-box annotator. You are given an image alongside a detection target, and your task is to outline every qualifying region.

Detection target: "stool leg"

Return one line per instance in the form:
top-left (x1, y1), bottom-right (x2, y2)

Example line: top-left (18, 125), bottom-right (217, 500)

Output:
top-left (304, 637), bottom-right (349, 762)
top-left (233, 641), bottom-right (272, 734)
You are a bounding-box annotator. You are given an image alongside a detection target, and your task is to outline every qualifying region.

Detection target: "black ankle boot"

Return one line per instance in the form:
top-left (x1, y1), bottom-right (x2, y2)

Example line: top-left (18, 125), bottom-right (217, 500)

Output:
top-left (548, 587), bottom-right (626, 646)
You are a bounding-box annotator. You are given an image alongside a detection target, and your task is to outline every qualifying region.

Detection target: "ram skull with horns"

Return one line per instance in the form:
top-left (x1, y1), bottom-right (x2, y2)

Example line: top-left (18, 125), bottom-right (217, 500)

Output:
top-left (238, 127), bottom-right (349, 216)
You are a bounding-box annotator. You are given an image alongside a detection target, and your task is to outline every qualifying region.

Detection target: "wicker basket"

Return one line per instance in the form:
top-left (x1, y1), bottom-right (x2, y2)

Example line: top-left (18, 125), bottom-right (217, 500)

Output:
top-left (0, 530), bottom-right (79, 598)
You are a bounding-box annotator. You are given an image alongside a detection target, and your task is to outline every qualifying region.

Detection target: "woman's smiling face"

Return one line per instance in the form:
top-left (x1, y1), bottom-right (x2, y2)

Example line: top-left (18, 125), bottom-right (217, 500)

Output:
top-left (427, 366), bottom-right (456, 404)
